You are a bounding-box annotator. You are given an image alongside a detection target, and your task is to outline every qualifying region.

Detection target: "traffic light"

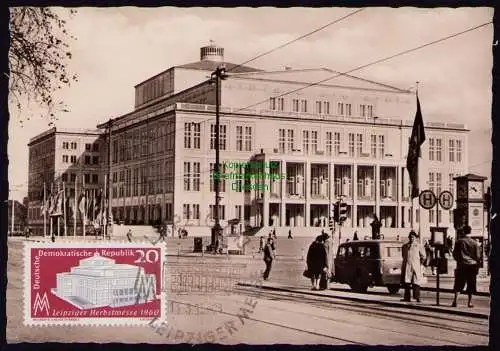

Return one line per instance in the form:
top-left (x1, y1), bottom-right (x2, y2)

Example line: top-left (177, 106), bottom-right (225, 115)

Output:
top-left (332, 202), bottom-right (339, 223)
top-left (338, 202), bottom-right (348, 224)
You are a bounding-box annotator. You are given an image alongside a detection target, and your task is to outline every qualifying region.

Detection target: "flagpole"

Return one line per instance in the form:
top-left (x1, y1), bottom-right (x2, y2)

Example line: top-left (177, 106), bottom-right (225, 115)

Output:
top-left (50, 183), bottom-right (54, 237)
top-left (415, 81), bottom-right (422, 240)
top-left (57, 183), bottom-right (61, 238)
top-left (83, 176), bottom-right (86, 238)
top-left (43, 182), bottom-right (47, 238)
top-left (74, 176), bottom-right (77, 236)
top-left (63, 182), bottom-right (67, 236)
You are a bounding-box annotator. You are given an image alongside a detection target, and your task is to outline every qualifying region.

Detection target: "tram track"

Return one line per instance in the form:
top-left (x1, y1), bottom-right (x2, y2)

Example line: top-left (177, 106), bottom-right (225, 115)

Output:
top-left (235, 285), bottom-right (488, 345)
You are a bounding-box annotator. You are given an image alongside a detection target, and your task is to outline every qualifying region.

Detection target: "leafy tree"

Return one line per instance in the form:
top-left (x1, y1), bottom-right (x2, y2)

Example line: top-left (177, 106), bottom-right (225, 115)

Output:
top-left (8, 7), bottom-right (78, 125)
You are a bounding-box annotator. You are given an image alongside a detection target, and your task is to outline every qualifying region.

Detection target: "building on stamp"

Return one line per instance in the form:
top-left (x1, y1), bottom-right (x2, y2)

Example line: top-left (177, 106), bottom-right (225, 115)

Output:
top-left (51, 253), bottom-right (158, 309)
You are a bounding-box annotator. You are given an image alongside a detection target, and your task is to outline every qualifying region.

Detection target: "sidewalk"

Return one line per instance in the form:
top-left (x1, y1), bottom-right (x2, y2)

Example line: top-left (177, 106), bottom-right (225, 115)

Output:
top-left (238, 281), bottom-right (490, 320)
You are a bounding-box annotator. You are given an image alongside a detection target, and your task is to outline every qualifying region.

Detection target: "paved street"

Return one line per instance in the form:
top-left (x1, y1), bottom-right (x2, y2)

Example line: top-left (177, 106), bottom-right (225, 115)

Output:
top-left (7, 236), bottom-right (490, 345)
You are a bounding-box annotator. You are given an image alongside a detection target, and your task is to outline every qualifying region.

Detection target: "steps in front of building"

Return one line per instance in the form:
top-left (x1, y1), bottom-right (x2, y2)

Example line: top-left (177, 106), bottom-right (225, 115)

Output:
top-left (254, 226), bottom-right (408, 239)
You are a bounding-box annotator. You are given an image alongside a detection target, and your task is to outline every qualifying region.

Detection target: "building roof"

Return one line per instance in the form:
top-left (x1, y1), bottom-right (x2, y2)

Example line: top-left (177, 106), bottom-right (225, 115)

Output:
top-left (175, 60), bottom-right (263, 73)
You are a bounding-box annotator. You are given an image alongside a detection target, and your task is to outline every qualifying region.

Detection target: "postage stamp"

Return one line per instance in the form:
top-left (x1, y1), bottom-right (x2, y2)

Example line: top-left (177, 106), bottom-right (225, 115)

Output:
top-left (24, 241), bottom-right (166, 326)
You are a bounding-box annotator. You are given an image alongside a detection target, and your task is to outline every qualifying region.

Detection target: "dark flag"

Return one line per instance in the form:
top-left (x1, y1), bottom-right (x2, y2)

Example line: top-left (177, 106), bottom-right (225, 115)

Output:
top-left (406, 96), bottom-right (426, 198)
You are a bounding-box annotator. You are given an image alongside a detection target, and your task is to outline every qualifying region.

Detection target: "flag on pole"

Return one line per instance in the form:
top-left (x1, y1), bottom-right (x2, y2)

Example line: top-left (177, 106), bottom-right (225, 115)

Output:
top-left (51, 190), bottom-right (64, 216)
top-left (406, 95), bottom-right (426, 199)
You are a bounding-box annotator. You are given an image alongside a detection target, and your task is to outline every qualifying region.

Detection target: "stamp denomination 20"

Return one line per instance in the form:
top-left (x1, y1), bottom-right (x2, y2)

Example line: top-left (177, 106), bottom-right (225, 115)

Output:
top-left (24, 241), bottom-right (166, 326)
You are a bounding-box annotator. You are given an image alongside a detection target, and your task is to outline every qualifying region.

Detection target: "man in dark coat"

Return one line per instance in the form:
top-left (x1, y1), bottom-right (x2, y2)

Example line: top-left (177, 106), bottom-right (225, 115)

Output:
top-left (451, 225), bottom-right (481, 308)
top-left (370, 214), bottom-right (382, 240)
top-left (263, 237), bottom-right (275, 280)
top-left (306, 237), bottom-right (327, 290)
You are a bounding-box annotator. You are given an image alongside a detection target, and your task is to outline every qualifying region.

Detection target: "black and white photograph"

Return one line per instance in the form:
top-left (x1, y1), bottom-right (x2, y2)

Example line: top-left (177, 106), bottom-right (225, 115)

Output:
top-left (4, 5), bottom-right (495, 347)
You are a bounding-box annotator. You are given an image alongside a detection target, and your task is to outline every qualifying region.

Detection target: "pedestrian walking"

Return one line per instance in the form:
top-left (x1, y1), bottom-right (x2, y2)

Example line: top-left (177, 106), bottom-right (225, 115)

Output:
top-left (306, 236), bottom-right (327, 290)
top-left (451, 225), bottom-right (481, 308)
top-left (288, 229), bottom-right (293, 239)
top-left (126, 229), bottom-right (133, 242)
top-left (370, 213), bottom-right (382, 240)
top-left (259, 236), bottom-right (265, 253)
top-left (272, 228), bottom-right (277, 239)
top-left (263, 237), bottom-right (275, 280)
top-left (353, 231), bottom-right (359, 241)
top-left (401, 230), bottom-right (426, 302)
top-left (316, 230), bottom-right (332, 290)
top-left (424, 240), bottom-right (435, 275)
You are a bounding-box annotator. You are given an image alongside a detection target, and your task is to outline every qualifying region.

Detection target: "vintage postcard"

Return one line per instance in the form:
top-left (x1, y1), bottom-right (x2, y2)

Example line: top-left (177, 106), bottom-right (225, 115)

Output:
top-left (6, 6), bottom-right (492, 346)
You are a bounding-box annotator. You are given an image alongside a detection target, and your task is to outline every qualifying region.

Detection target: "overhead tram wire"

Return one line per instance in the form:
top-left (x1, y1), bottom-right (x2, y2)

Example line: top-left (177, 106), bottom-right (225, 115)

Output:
top-left (154, 20), bottom-right (492, 143)
top-left (225, 8), bottom-right (366, 74)
top-left (111, 20), bottom-right (492, 165)
top-left (231, 20), bottom-right (493, 113)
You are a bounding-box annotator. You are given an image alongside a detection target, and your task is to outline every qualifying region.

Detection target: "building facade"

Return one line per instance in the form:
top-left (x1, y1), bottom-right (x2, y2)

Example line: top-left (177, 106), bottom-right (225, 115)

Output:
top-left (27, 128), bottom-right (105, 236)
top-left (95, 43), bottom-right (468, 239)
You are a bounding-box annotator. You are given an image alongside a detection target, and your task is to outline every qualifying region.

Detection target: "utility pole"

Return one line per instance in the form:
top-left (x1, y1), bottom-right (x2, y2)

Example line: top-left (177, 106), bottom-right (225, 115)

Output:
top-left (211, 64), bottom-right (228, 252)
top-left (106, 118), bottom-right (113, 238)
top-left (11, 197), bottom-right (14, 235)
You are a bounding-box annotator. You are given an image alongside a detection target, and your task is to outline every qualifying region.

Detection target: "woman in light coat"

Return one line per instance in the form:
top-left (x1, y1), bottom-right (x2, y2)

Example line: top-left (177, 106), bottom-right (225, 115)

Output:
top-left (401, 231), bottom-right (426, 302)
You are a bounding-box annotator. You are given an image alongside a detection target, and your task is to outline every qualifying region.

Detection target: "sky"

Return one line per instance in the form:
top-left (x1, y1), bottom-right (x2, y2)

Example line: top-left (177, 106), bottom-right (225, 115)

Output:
top-left (8, 6), bottom-right (494, 201)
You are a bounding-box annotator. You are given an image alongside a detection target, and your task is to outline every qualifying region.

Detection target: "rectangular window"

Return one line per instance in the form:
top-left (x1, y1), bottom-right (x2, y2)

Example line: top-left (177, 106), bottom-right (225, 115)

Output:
top-left (287, 129), bottom-right (294, 152)
top-left (62, 155), bottom-right (68, 163)
top-left (70, 173), bottom-right (76, 182)
top-left (279, 129), bottom-right (286, 153)
top-left (449, 173), bottom-right (455, 197)
top-left (326, 132), bottom-right (332, 156)
top-left (436, 139), bottom-right (442, 162)
top-left (92, 144), bottom-right (99, 152)
top-left (456, 140), bottom-right (462, 163)
top-left (85, 155), bottom-right (91, 165)
top-left (92, 174), bottom-right (98, 184)
top-left (348, 133), bottom-right (355, 157)
top-left (71, 142), bottom-right (77, 149)
top-left (311, 131), bottom-right (318, 153)
top-left (277, 98), bottom-right (284, 111)
top-left (337, 102), bottom-right (344, 115)
top-left (193, 162), bottom-right (200, 191)
top-left (85, 143), bottom-right (91, 151)
top-left (210, 125), bottom-right (227, 150)
top-left (92, 156), bottom-right (99, 165)
top-left (371, 135), bottom-right (377, 158)
top-left (378, 135), bottom-right (385, 159)
top-left (183, 162), bottom-right (191, 191)
top-left (303, 130), bottom-right (309, 155)
top-left (210, 163), bottom-right (227, 192)
top-left (183, 204), bottom-right (190, 220)
top-left (84, 173), bottom-right (90, 183)
top-left (315, 101), bottom-right (322, 114)
top-left (428, 172), bottom-right (435, 195)
top-left (236, 126), bottom-right (243, 151)
top-left (62, 173), bottom-right (68, 182)
top-left (62, 142), bottom-right (69, 149)
top-left (367, 105), bottom-right (373, 118)
top-left (292, 99), bottom-right (299, 112)
top-left (244, 126), bottom-right (252, 151)
top-left (184, 123), bottom-right (192, 149)
top-left (436, 172), bottom-right (442, 195)
top-left (323, 101), bottom-right (330, 114)
top-left (209, 205), bottom-right (226, 220)
top-left (192, 204), bottom-right (200, 220)
top-left (193, 123), bottom-right (200, 149)
top-left (269, 97), bottom-right (276, 110)
top-left (334, 132), bottom-right (340, 156)
top-left (345, 103), bottom-right (352, 117)
top-left (300, 99), bottom-right (307, 113)
top-left (429, 138), bottom-right (435, 161)
top-left (70, 155), bottom-right (77, 164)
top-left (449, 139), bottom-right (455, 162)
top-left (356, 133), bottom-right (363, 157)
top-left (360, 104), bottom-right (366, 117)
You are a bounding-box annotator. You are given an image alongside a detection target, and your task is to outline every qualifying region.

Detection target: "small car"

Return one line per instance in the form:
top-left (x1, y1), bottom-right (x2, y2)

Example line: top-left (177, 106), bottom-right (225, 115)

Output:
top-left (331, 240), bottom-right (403, 294)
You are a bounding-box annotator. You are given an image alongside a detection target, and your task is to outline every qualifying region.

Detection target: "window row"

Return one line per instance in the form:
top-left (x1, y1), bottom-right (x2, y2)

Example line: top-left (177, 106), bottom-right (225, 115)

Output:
top-left (112, 120), bottom-right (175, 163)
top-left (60, 173), bottom-right (99, 184)
top-left (111, 160), bottom-right (175, 198)
top-left (61, 142), bottom-right (99, 152)
top-left (270, 97), bottom-right (374, 118)
top-left (186, 123), bottom-right (253, 151)
top-left (278, 129), bottom-right (386, 159)
top-left (428, 138), bottom-right (463, 163)
top-left (180, 204), bottom-right (244, 221)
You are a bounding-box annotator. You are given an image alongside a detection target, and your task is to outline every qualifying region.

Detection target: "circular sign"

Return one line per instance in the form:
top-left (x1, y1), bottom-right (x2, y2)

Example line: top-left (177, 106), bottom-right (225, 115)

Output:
top-left (473, 209), bottom-right (480, 216)
top-left (419, 190), bottom-right (437, 210)
top-left (438, 191), bottom-right (454, 210)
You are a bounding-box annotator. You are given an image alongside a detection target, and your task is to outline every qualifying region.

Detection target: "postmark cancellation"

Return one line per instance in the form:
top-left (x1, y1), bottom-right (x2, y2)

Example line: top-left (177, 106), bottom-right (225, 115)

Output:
top-left (24, 241), bottom-right (166, 326)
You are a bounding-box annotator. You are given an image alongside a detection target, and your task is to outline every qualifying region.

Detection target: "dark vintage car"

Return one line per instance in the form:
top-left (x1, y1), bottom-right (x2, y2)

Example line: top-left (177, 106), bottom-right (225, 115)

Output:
top-left (331, 240), bottom-right (403, 294)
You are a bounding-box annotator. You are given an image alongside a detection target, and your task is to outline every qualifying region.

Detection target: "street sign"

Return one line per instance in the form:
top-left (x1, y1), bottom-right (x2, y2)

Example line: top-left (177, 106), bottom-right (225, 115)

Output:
top-left (419, 190), bottom-right (437, 210)
top-left (438, 191), bottom-right (454, 210)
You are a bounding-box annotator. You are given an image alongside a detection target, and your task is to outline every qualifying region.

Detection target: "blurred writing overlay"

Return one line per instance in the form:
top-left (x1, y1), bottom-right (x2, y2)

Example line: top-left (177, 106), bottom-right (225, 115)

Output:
top-left (168, 301), bottom-right (222, 315)
top-left (165, 261), bottom-right (247, 295)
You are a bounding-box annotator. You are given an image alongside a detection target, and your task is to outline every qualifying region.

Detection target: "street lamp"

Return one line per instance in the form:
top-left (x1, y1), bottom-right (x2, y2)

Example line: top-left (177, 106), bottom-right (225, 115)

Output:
top-left (210, 64), bottom-right (228, 252)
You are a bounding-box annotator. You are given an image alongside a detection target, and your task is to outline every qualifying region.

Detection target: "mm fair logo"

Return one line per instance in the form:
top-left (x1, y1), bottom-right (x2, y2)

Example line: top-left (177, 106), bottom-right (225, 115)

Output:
top-left (33, 292), bottom-right (50, 316)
